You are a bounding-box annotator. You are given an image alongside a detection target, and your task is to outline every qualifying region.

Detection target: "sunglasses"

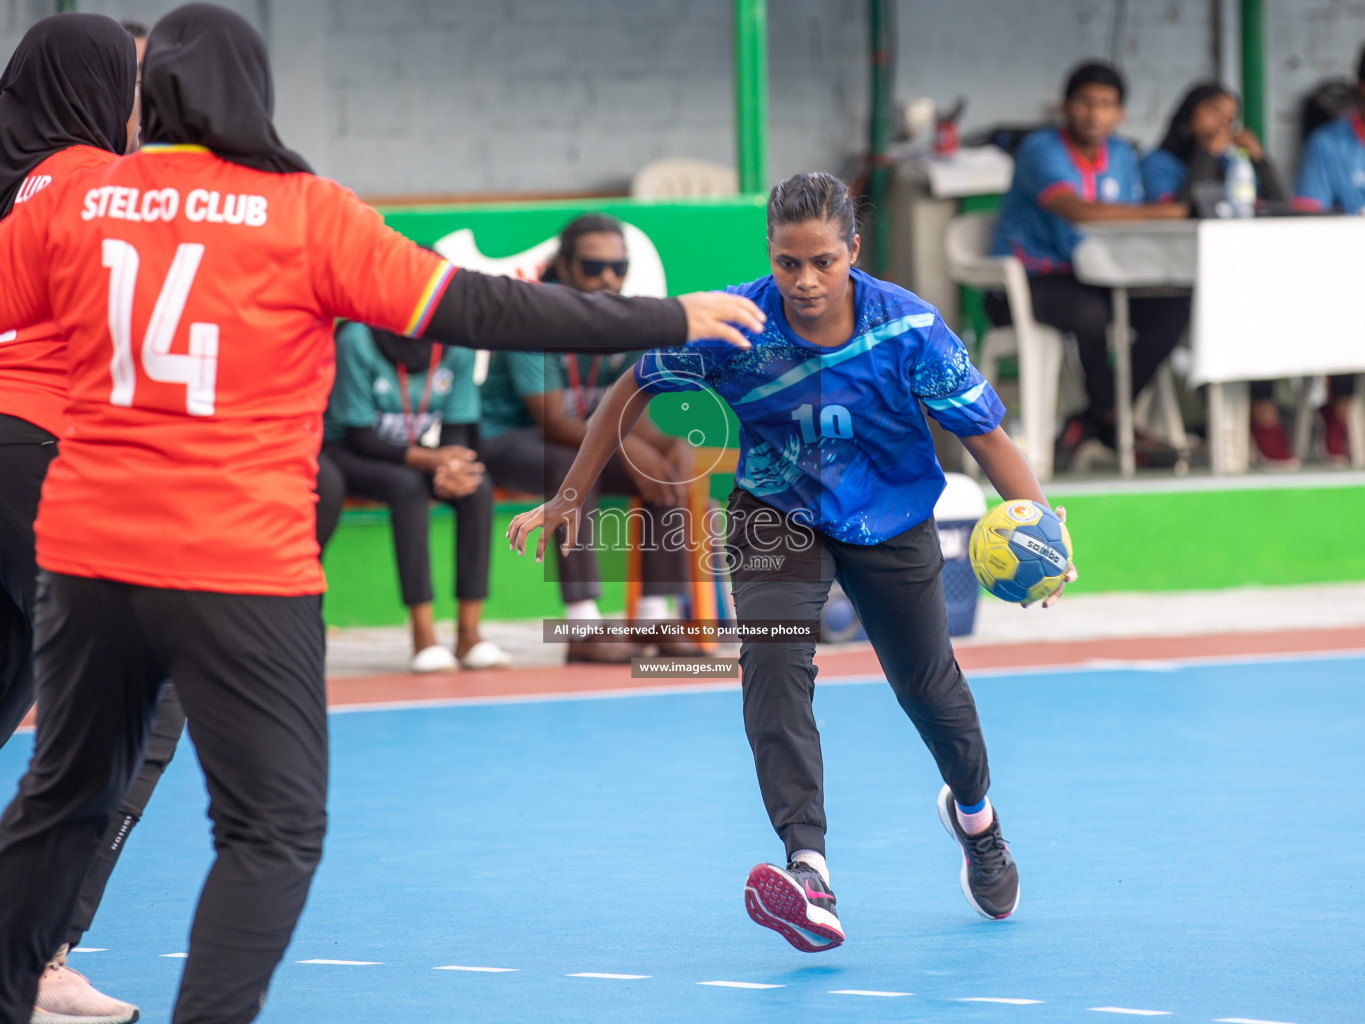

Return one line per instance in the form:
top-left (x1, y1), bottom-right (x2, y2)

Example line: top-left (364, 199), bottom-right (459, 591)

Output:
top-left (575, 258), bottom-right (629, 279)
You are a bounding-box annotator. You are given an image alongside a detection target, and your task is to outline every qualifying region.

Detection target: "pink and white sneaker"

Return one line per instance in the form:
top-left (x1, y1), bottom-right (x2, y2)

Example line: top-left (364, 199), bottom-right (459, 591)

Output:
top-left (32, 945), bottom-right (139, 1024)
top-left (744, 861), bottom-right (845, 952)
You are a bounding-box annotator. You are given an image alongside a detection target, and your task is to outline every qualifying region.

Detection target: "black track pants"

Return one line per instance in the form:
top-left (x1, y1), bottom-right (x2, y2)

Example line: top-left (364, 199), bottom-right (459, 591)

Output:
top-left (726, 488), bottom-right (989, 859)
top-left (0, 573), bottom-right (328, 1024)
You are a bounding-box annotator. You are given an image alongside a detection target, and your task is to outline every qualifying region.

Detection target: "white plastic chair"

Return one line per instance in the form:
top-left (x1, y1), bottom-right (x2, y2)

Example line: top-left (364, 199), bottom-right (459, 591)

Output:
top-left (630, 159), bottom-right (737, 199)
top-left (942, 212), bottom-right (1065, 480)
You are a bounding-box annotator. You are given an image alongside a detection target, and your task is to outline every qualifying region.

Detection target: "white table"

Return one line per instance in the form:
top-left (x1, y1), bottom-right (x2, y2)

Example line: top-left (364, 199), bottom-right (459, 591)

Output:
top-left (1073, 217), bottom-right (1365, 475)
top-left (1072, 220), bottom-right (1196, 476)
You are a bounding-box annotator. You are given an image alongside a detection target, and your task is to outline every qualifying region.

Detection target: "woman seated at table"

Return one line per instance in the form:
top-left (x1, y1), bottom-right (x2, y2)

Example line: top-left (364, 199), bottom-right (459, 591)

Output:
top-left (987, 61), bottom-right (1188, 472)
top-left (321, 321), bottom-right (511, 673)
top-left (1293, 45), bottom-right (1365, 465)
top-left (1141, 82), bottom-right (1297, 469)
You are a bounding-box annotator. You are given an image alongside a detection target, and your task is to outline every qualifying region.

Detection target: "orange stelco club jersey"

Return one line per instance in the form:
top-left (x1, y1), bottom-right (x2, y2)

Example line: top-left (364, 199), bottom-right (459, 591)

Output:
top-left (0, 145), bottom-right (454, 595)
top-left (0, 145), bottom-right (118, 436)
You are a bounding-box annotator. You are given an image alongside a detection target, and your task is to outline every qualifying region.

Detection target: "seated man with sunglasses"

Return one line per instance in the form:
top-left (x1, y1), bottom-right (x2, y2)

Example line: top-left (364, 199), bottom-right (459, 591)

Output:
top-left (479, 213), bottom-right (703, 663)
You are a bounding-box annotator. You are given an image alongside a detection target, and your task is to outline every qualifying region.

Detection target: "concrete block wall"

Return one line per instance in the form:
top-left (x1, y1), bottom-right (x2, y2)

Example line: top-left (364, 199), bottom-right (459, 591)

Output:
top-left (1, 1), bottom-right (1362, 197)
top-left (1264, 0), bottom-right (1365, 182)
top-left (894, 0), bottom-right (1219, 155)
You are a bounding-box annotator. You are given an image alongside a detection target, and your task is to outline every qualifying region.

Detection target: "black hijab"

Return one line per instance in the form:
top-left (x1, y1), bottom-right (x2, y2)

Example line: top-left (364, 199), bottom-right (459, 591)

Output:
top-left (141, 3), bottom-right (311, 174)
top-left (0, 13), bottom-right (136, 217)
top-left (1157, 82), bottom-right (1234, 166)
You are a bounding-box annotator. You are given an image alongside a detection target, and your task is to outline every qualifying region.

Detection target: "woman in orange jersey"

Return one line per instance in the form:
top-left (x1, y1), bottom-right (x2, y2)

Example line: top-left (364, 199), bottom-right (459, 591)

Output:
top-left (0, 5), bottom-right (763, 1023)
top-left (0, 15), bottom-right (162, 1024)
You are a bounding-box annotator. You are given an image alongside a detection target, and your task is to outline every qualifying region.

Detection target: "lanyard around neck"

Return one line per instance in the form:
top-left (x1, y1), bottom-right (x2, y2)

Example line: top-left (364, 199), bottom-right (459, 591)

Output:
top-left (394, 346), bottom-right (443, 446)
top-left (564, 354), bottom-right (603, 418)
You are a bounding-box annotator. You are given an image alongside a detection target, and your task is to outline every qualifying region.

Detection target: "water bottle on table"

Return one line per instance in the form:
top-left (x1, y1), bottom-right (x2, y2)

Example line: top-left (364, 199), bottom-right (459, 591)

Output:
top-left (1225, 148), bottom-right (1256, 219)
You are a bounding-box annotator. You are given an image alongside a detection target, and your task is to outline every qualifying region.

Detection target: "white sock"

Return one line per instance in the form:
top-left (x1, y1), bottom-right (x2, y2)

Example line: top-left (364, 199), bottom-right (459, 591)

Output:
top-left (955, 797), bottom-right (995, 836)
top-left (564, 599), bottom-right (601, 621)
top-left (634, 595), bottom-right (671, 620)
top-left (790, 849), bottom-right (829, 885)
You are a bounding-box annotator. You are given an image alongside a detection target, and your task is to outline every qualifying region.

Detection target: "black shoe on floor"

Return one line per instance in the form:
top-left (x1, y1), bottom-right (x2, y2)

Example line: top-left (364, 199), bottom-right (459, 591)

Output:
top-left (936, 785), bottom-right (1019, 920)
top-left (1132, 428), bottom-right (1181, 469)
top-left (744, 860), bottom-right (845, 952)
top-left (1053, 415), bottom-right (1096, 473)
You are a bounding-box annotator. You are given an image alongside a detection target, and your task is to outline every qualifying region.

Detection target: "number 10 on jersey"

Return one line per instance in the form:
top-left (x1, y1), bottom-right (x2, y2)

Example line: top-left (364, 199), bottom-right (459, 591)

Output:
top-left (791, 403), bottom-right (853, 443)
top-left (103, 239), bottom-right (219, 416)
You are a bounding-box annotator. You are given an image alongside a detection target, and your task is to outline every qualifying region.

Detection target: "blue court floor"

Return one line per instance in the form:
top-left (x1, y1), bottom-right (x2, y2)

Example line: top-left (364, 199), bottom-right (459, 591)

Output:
top-left (2, 654), bottom-right (1361, 1024)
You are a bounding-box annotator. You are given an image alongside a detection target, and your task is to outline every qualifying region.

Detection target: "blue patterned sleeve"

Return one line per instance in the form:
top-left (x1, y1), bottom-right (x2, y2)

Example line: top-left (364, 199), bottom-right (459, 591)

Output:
top-left (632, 340), bottom-right (727, 395)
top-left (908, 315), bottom-right (1005, 437)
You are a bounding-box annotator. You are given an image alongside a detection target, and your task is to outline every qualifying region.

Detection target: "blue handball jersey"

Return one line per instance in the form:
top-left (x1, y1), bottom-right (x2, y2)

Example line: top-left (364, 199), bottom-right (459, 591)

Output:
top-left (1294, 111), bottom-right (1365, 214)
top-left (991, 127), bottom-right (1143, 273)
top-left (633, 269), bottom-right (1005, 545)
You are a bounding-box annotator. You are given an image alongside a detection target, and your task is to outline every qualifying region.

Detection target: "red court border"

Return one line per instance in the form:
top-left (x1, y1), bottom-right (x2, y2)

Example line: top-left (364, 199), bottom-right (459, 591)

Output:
top-left (16, 626), bottom-right (1364, 731)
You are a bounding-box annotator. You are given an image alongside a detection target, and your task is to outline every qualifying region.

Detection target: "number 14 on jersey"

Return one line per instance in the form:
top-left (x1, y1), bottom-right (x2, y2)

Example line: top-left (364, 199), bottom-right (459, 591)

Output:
top-left (103, 239), bottom-right (219, 416)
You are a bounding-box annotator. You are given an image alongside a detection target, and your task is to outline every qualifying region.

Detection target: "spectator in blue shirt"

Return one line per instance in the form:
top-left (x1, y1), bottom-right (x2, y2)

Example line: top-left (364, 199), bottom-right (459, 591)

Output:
top-left (1143, 83), bottom-right (1296, 468)
top-left (987, 62), bottom-right (1189, 470)
top-left (1293, 46), bottom-right (1365, 463)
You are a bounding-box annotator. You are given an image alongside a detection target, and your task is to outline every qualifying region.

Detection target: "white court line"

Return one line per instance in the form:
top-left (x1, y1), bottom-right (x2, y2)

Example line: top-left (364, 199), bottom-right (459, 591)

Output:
top-left (434, 965), bottom-right (517, 973)
top-left (1083, 659), bottom-right (1182, 672)
top-left (567, 972), bottom-right (650, 980)
top-left (1090, 1009), bottom-right (1171, 1016)
top-left (961, 997), bottom-right (1044, 1005)
top-left (831, 989), bottom-right (912, 997)
top-left (1215, 1018), bottom-right (1299, 1024)
top-left (70, 947), bottom-right (107, 953)
top-left (297, 959), bottom-right (382, 965)
top-left (699, 981), bottom-right (783, 989)
top-left (160, 953), bottom-right (188, 959)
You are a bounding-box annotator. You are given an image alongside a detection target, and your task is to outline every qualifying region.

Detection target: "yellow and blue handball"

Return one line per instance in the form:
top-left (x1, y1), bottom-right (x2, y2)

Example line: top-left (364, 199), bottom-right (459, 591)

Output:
top-left (969, 500), bottom-right (1073, 604)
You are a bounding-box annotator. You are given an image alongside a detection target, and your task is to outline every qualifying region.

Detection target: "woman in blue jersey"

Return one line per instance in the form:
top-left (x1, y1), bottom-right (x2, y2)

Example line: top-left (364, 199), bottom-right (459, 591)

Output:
top-left (1141, 84), bottom-right (1295, 468)
top-left (508, 173), bottom-right (1074, 951)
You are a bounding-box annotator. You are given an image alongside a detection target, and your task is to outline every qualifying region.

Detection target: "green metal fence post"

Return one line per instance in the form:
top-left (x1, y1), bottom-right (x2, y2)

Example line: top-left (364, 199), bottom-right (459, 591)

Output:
top-left (734, 0), bottom-right (768, 196)
top-left (1240, 0), bottom-right (1266, 137)
top-left (868, 0), bottom-right (893, 274)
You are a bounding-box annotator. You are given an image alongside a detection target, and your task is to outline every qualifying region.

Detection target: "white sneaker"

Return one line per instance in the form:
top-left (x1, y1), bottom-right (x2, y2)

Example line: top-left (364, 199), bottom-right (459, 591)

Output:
top-left (458, 639), bottom-right (512, 670)
top-left (410, 644), bottom-right (457, 673)
top-left (32, 946), bottom-right (139, 1024)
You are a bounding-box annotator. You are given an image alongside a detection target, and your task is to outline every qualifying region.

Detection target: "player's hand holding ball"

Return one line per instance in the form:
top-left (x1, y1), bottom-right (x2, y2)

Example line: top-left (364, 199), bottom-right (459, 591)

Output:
top-left (969, 501), bottom-right (1077, 609)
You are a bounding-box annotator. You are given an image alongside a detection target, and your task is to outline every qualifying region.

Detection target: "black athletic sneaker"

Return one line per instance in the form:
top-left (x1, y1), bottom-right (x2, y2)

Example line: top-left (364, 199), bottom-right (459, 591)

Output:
top-left (744, 860), bottom-right (845, 952)
top-left (936, 785), bottom-right (1019, 919)
top-left (1053, 415), bottom-right (1096, 473)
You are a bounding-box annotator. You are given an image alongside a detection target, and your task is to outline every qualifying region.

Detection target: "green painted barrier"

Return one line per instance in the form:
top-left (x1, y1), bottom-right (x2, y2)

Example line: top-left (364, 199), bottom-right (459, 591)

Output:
top-left (322, 504), bottom-right (629, 628)
top-left (380, 197), bottom-right (770, 296)
top-left (1011, 485), bottom-right (1365, 594)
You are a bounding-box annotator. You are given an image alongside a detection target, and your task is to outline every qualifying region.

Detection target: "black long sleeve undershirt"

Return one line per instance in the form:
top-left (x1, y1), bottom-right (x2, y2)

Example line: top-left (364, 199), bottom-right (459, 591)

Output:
top-left (421, 268), bottom-right (687, 353)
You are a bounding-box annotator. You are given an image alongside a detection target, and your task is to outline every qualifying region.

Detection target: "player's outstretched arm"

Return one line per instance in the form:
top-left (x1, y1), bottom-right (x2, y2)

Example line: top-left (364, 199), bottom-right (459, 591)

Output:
top-left (961, 426), bottom-right (1078, 607)
top-left (507, 373), bottom-right (652, 563)
top-left (421, 269), bottom-right (762, 353)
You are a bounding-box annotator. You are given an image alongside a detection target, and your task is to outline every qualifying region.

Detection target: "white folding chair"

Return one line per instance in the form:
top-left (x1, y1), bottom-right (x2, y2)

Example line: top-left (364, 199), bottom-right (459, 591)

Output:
top-left (942, 212), bottom-right (1065, 481)
top-left (630, 159), bottom-right (737, 199)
